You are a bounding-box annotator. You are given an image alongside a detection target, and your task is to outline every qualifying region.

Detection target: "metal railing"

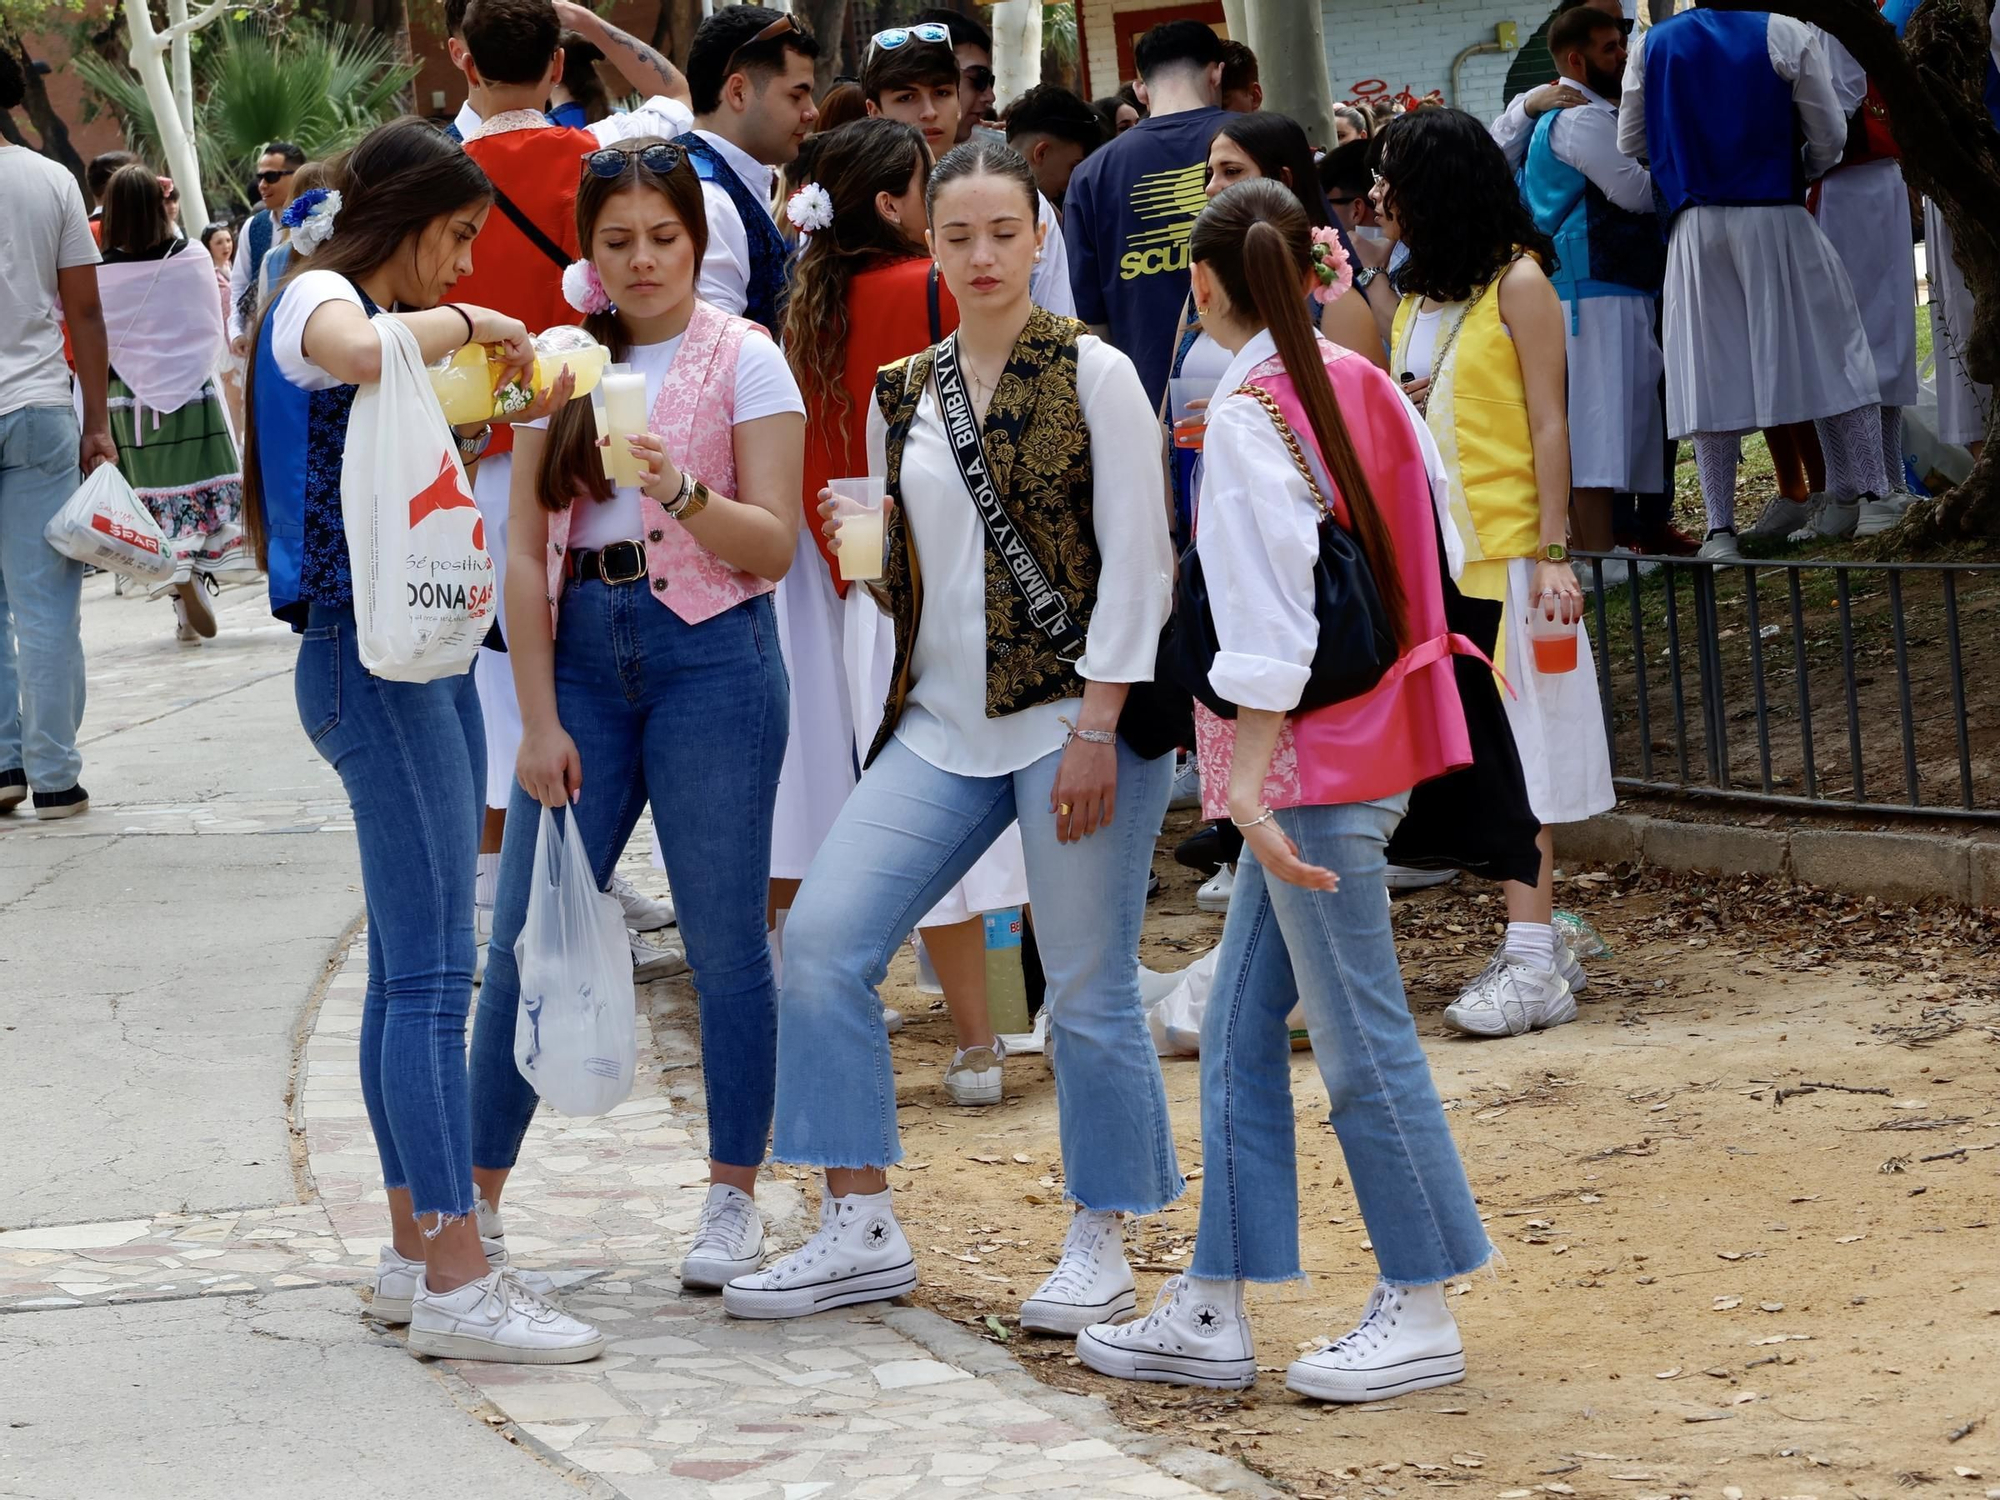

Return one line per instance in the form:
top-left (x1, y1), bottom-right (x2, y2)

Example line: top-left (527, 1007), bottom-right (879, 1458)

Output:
top-left (1575, 552), bottom-right (2000, 823)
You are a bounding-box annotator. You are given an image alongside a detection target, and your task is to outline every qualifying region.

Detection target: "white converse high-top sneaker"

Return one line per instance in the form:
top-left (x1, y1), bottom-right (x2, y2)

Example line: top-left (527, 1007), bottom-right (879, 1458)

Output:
top-left (1074, 1275), bottom-right (1256, 1389)
top-left (1285, 1281), bottom-right (1465, 1403)
top-left (1020, 1210), bottom-right (1137, 1336)
top-left (722, 1189), bottom-right (916, 1320)
top-left (680, 1183), bottom-right (766, 1289)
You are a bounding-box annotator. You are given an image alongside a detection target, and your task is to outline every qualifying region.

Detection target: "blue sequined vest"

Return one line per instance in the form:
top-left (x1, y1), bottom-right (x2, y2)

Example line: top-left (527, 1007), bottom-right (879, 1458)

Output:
top-left (676, 131), bottom-right (790, 335)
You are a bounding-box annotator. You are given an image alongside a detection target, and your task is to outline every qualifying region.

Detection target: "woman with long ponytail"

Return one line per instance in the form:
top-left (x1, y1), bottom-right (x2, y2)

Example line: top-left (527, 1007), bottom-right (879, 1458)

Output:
top-left (1076, 178), bottom-right (1491, 1404)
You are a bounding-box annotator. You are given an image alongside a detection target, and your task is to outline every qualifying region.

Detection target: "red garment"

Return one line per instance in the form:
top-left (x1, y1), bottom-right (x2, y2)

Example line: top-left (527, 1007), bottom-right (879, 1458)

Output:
top-left (457, 124), bottom-right (597, 459)
top-left (800, 255), bottom-right (957, 592)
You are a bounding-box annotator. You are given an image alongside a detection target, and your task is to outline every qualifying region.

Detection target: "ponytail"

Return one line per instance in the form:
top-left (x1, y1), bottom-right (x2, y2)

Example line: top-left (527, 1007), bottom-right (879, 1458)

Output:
top-left (1197, 181), bottom-right (1409, 651)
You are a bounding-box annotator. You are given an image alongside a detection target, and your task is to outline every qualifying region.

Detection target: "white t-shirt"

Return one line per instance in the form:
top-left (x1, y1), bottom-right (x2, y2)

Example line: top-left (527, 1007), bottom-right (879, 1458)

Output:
top-left (270, 269), bottom-right (368, 391)
top-left (0, 145), bottom-right (100, 418)
top-left (544, 330), bottom-right (803, 548)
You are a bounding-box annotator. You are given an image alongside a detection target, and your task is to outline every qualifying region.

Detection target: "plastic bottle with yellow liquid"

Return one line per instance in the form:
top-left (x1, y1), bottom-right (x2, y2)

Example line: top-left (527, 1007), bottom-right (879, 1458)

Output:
top-left (429, 326), bottom-right (608, 426)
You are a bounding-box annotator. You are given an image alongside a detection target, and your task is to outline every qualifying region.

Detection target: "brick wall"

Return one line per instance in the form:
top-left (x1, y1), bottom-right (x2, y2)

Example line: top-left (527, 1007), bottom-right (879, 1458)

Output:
top-left (1321, 0), bottom-right (1553, 124)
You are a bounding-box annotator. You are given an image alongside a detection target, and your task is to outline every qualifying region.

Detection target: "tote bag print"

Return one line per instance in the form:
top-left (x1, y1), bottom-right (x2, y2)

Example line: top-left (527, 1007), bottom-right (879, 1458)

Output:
top-left (340, 317), bottom-right (496, 681)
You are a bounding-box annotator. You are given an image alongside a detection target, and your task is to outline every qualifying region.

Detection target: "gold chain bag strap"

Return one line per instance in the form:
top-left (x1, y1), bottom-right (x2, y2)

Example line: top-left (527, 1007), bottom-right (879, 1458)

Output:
top-left (1233, 383), bottom-right (1332, 520)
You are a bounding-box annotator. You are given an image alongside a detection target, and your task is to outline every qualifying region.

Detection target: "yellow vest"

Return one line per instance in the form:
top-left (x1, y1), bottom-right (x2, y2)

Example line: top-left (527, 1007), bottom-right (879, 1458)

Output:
top-left (1392, 271), bottom-right (1541, 575)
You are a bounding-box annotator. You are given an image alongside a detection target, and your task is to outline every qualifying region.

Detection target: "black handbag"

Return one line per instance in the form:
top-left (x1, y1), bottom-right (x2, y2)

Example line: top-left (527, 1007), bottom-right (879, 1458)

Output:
top-left (1163, 384), bottom-right (1398, 720)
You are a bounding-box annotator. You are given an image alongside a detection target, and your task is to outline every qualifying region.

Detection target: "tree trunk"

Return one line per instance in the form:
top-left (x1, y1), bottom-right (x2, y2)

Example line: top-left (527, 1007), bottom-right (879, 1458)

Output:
top-left (990, 0), bottom-right (1042, 106)
top-left (795, 0), bottom-right (849, 91)
top-left (126, 0), bottom-right (212, 232)
top-left (165, 0), bottom-right (197, 138)
top-left (1714, 0), bottom-right (2000, 541)
top-left (3, 34), bottom-right (91, 192)
top-left (1244, 0), bottom-right (1336, 147)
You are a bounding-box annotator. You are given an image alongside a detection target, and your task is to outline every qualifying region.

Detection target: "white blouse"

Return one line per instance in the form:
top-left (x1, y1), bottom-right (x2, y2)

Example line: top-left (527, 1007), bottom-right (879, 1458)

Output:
top-left (865, 335), bottom-right (1173, 777)
top-left (1196, 329), bottom-right (1455, 713)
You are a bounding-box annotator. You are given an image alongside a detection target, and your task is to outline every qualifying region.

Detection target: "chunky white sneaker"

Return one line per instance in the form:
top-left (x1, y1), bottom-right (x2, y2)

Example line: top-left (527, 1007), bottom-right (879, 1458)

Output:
top-left (1787, 494), bottom-right (1860, 542)
top-left (607, 872), bottom-right (675, 931)
top-left (1482, 934), bottom-right (1587, 995)
top-left (1196, 863), bottom-right (1235, 913)
top-left (1743, 495), bottom-right (1815, 541)
top-left (1442, 954), bottom-right (1576, 1038)
top-left (407, 1268), bottom-right (605, 1363)
top-left (1696, 528), bottom-right (1744, 563)
top-left (631, 934), bottom-right (689, 980)
top-left (943, 1041), bottom-right (1004, 1106)
top-left (1855, 495), bottom-right (1913, 538)
top-left (680, 1183), bottom-right (766, 1289)
top-left (722, 1190), bottom-right (916, 1320)
top-left (1020, 1210), bottom-right (1136, 1335)
top-left (1169, 755), bottom-right (1202, 811)
top-left (1385, 864), bottom-right (1456, 892)
top-left (1075, 1275), bottom-right (1256, 1389)
top-left (1285, 1281), bottom-right (1465, 1403)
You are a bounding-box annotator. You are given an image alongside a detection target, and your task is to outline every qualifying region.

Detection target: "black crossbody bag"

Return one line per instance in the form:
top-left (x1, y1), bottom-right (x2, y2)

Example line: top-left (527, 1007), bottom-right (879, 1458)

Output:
top-left (931, 335), bottom-right (1186, 759)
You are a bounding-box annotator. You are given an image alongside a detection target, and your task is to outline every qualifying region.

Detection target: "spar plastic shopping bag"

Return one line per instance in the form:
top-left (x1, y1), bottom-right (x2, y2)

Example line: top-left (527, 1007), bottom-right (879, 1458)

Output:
top-left (339, 317), bottom-right (495, 682)
top-left (43, 462), bottom-right (175, 584)
top-left (513, 806), bottom-right (638, 1117)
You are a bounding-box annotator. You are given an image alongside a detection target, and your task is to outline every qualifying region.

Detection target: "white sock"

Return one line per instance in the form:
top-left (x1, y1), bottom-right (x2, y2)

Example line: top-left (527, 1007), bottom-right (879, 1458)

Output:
top-left (475, 852), bottom-right (500, 909)
top-left (1506, 921), bottom-right (1556, 969)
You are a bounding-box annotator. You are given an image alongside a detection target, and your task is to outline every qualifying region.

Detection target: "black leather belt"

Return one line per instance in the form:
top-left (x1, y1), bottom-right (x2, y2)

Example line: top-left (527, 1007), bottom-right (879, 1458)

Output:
top-left (567, 539), bottom-right (648, 585)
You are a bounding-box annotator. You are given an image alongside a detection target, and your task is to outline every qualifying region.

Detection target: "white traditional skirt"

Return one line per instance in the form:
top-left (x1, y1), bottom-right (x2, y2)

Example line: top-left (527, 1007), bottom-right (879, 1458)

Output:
top-left (472, 453), bottom-right (523, 811)
top-left (842, 587), bottom-right (1029, 925)
top-left (1563, 291), bottom-right (1665, 491)
top-left (1814, 158), bottom-right (1919, 409)
top-left (1661, 204), bottom-right (1880, 436)
top-left (1923, 198), bottom-right (1992, 447)
top-left (1499, 559), bottom-right (1616, 828)
top-left (771, 530), bottom-right (860, 880)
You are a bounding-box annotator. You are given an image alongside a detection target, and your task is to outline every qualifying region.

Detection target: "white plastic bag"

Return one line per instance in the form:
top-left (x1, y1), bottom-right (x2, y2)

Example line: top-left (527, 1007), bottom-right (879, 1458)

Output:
top-left (340, 317), bottom-right (495, 682)
top-left (1142, 948), bottom-right (1309, 1057)
top-left (43, 463), bottom-right (175, 584)
top-left (513, 806), bottom-right (637, 1117)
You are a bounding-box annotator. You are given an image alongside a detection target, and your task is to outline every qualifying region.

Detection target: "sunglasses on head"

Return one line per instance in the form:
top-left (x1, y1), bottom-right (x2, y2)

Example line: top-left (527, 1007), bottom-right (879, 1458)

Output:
top-left (584, 142), bottom-right (688, 179)
top-left (868, 21), bottom-right (951, 60)
top-left (725, 13), bottom-right (802, 76)
top-left (256, 168), bottom-right (296, 185)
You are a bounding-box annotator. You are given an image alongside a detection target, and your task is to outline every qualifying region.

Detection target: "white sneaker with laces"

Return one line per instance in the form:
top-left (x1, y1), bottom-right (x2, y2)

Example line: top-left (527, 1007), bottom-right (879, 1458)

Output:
top-left (1483, 934), bottom-right (1587, 994)
top-left (1743, 495), bottom-right (1815, 541)
top-left (1074, 1275), bottom-right (1256, 1389)
top-left (1020, 1210), bottom-right (1136, 1335)
top-left (1855, 495), bottom-right (1913, 538)
top-left (607, 872), bottom-right (675, 931)
top-left (369, 1236), bottom-right (561, 1324)
top-left (1169, 755), bottom-right (1202, 811)
top-left (475, 1196), bottom-right (505, 1244)
top-left (631, 934), bottom-right (689, 980)
top-left (722, 1190), bottom-right (915, 1320)
top-left (407, 1267), bottom-right (605, 1364)
top-left (680, 1183), bottom-right (766, 1289)
top-left (1197, 863), bottom-right (1235, 913)
top-left (943, 1040), bottom-right (1005, 1106)
top-left (1696, 528), bottom-right (1744, 563)
top-left (1443, 952), bottom-right (1576, 1037)
top-left (1285, 1281), bottom-right (1465, 1403)
top-left (1787, 494), bottom-right (1860, 542)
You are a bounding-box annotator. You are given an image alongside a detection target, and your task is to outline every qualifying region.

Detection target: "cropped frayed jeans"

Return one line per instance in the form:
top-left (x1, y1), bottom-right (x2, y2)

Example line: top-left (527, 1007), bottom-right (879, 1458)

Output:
top-left (774, 733), bottom-right (1183, 1214)
top-left (470, 581), bottom-right (787, 1171)
top-left (296, 604), bottom-right (484, 1227)
top-left (1191, 795), bottom-right (1492, 1287)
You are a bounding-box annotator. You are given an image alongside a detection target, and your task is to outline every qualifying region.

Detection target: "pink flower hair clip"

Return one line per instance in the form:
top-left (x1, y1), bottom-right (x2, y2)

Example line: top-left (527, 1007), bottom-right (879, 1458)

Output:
top-left (562, 258), bottom-right (614, 315)
top-left (1308, 225), bottom-right (1353, 305)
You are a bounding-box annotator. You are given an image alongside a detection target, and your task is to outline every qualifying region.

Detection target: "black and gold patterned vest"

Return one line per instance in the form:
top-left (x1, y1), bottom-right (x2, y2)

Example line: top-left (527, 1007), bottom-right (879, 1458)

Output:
top-left (865, 306), bottom-right (1101, 767)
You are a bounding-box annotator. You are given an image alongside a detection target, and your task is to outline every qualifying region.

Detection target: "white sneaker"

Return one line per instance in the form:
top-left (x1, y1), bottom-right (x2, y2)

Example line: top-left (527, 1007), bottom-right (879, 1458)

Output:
top-left (1285, 1281), bottom-right (1465, 1403)
top-left (1855, 495), bottom-right (1913, 537)
top-left (475, 1196), bottom-right (505, 1244)
top-left (1169, 755), bottom-right (1202, 811)
top-left (370, 1246), bottom-right (425, 1324)
top-left (631, 934), bottom-right (689, 980)
top-left (1197, 863), bottom-right (1235, 913)
top-left (1384, 864), bottom-right (1455, 892)
top-left (1787, 494), bottom-right (1860, 542)
top-left (1696, 528), bottom-right (1744, 563)
top-left (1075, 1275), bottom-right (1256, 1389)
top-left (943, 1041), bottom-right (1004, 1106)
top-left (607, 871), bottom-right (675, 931)
top-left (1743, 495), bottom-right (1815, 541)
top-left (882, 1006), bottom-right (905, 1033)
top-left (1443, 953), bottom-right (1576, 1038)
top-left (407, 1267), bottom-right (605, 1364)
top-left (171, 595), bottom-right (201, 644)
top-left (1020, 1210), bottom-right (1136, 1335)
top-left (681, 1183), bottom-right (766, 1289)
top-left (722, 1189), bottom-right (916, 1320)
top-left (1482, 934), bottom-right (1587, 994)
top-left (174, 577), bottom-right (218, 639)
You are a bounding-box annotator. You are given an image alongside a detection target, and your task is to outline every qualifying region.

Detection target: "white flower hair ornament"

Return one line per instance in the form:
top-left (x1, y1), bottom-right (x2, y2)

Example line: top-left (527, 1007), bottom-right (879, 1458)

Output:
top-left (562, 258), bottom-right (614, 315)
top-left (280, 188), bottom-right (342, 258)
top-left (785, 182), bottom-right (834, 238)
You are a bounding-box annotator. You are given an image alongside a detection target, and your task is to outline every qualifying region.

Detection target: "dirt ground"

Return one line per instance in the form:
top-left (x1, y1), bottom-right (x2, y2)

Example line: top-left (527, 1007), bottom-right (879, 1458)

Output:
top-left (821, 809), bottom-right (2000, 1500)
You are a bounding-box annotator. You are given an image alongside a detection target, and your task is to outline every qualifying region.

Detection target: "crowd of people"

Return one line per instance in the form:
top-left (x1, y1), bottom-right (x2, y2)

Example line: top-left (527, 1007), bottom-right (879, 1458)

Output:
top-left (1, 0), bottom-right (1990, 1414)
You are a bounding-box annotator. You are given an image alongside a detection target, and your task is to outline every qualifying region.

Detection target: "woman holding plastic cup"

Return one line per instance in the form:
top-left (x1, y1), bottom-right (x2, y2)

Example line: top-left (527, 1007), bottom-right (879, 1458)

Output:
top-left (725, 139), bottom-right (1179, 1335)
top-left (466, 139), bottom-right (805, 1295)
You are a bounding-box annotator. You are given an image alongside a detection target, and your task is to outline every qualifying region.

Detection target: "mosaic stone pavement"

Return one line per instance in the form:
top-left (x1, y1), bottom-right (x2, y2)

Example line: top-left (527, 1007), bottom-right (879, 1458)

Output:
top-left (4, 834), bottom-right (1259, 1498)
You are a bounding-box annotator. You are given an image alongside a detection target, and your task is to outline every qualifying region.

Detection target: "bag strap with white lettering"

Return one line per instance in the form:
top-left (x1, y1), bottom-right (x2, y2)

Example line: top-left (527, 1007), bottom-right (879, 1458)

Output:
top-left (931, 333), bottom-right (1087, 664)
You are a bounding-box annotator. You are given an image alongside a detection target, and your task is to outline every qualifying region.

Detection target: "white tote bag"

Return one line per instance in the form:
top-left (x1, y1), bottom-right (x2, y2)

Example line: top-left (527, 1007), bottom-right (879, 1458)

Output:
top-left (43, 462), bottom-right (176, 584)
top-left (339, 318), bottom-right (496, 682)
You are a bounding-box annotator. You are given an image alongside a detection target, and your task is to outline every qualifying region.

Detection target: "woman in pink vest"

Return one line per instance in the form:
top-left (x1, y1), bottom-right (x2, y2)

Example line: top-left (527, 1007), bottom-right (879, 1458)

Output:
top-left (1078, 180), bottom-right (1491, 1403)
top-left (467, 140), bottom-right (805, 1295)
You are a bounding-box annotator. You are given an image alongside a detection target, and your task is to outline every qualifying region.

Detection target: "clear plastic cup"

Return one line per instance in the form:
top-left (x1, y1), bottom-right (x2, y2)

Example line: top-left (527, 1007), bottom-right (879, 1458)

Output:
top-left (1169, 376), bottom-right (1216, 450)
top-left (829, 478), bottom-right (888, 584)
top-left (1526, 590), bottom-right (1578, 674)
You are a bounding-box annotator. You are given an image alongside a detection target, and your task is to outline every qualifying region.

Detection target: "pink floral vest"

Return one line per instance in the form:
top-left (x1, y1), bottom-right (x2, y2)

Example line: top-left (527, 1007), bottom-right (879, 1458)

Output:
top-left (543, 299), bottom-right (776, 631)
top-left (1195, 342), bottom-right (1478, 816)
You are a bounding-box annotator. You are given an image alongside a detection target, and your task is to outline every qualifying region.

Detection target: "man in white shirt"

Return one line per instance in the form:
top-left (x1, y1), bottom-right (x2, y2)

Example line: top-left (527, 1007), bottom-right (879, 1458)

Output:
top-left (1517, 4), bottom-right (1665, 554)
top-left (677, 6), bottom-right (820, 332)
top-left (0, 47), bottom-right (115, 820)
top-left (1490, 0), bottom-right (1631, 170)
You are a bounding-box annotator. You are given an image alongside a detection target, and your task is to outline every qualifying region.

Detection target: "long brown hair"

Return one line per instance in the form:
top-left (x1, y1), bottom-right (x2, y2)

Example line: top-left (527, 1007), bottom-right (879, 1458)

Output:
top-left (241, 117), bottom-right (494, 567)
top-left (537, 137), bottom-right (709, 511)
top-left (1188, 178), bottom-right (1410, 650)
top-left (779, 119), bottom-right (930, 446)
top-left (100, 163), bottom-right (171, 254)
